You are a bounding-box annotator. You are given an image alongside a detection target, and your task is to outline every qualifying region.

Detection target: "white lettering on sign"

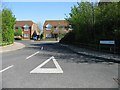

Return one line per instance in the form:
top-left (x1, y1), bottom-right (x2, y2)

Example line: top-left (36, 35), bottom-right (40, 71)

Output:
top-left (100, 40), bottom-right (115, 45)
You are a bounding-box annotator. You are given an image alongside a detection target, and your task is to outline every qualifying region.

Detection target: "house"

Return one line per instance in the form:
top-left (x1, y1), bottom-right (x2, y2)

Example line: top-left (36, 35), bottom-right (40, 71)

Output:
top-left (15, 20), bottom-right (39, 39)
top-left (43, 20), bottom-right (72, 38)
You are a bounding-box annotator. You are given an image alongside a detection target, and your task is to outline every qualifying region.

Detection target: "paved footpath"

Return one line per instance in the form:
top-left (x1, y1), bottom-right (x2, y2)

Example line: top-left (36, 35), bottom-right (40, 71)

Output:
top-left (0, 42), bottom-right (25, 53)
top-left (60, 43), bottom-right (120, 63)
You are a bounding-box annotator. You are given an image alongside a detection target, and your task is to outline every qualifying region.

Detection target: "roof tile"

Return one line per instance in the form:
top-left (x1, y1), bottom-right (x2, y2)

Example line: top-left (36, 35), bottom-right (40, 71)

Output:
top-left (15, 20), bottom-right (34, 27)
top-left (44, 20), bottom-right (69, 27)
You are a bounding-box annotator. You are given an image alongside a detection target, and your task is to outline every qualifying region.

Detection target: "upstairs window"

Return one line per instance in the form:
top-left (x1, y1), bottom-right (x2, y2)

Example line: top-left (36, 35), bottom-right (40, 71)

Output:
top-left (24, 24), bottom-right (29, 31)
top-left (46, 24), bottom-right (52, 30)
top-left (68, 25), bottom-right (73, 30)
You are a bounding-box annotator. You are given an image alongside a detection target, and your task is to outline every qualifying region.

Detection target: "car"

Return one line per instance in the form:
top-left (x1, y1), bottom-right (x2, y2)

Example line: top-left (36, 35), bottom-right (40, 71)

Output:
top-left (33, 36), bottom-right (38, 40)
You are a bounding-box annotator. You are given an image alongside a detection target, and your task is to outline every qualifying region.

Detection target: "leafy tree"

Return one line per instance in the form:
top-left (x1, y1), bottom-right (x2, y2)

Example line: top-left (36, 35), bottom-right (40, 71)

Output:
top-left (64, 2), bottom-right (120, 44)
top-left (14, 27), bottom-right (22, 36)
top-left (94, 2), bottom-right (120, 40)
top-left (2, 8), bottom-right (16, 44)
top-left (0, 10), bottom-right (2, 44)
top-left (66, 2), bottom-right (94, 43)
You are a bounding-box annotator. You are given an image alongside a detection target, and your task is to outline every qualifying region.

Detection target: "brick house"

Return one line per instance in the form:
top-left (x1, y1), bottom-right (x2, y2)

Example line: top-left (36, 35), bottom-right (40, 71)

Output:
top-left (15, 20), bottom-right (39, 39)
top-left (43, 20), bottom-right (72, 38)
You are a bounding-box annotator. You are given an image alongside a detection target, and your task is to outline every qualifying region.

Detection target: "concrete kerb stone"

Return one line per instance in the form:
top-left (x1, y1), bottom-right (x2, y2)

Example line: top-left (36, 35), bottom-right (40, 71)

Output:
top-left (0, 42), bottom-right (25, 53)
top-left (2, 43), bottom-right (14, 47)
top-left (60, 43), bottom-right (120, 63)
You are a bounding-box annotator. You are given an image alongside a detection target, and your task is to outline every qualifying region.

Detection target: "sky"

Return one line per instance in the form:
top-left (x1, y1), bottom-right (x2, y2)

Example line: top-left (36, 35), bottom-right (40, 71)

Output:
top-left (3, 2), bottom-right (78, 29)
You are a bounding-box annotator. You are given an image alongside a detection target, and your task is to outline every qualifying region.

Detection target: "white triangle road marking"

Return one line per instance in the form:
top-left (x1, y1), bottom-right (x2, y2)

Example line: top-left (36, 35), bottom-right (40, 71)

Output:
top-left (30, 56), bottom-right (63, 73)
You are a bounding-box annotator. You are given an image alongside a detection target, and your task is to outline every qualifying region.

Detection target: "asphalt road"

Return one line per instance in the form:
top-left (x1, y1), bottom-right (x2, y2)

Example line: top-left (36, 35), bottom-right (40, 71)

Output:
top-left (1, 40), bottom-right (119, 88)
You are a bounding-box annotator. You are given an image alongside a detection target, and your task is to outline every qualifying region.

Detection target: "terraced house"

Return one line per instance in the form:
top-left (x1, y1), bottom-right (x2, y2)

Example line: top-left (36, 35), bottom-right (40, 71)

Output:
top-left (43, 20), bottom-right (72, 38)
top-left (15, 20), bottom-right (39, 39)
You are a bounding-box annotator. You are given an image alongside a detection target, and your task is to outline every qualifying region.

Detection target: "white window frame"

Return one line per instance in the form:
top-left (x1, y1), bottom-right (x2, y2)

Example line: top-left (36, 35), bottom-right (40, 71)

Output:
top-left (68, 25), bottom-right (73, 30)
top-left (23, 34), bottom-right (29, 38)
top-left (46, 24), bottom-right (52, 30)
top-left (24, 24), bottom-right (29, 31)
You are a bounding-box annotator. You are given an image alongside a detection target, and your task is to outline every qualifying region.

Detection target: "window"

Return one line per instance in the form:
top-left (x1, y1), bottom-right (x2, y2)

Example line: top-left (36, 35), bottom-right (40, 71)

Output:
top-left (46, 24), bottom-right (52, 30)
top-left (46, 34), bottom-right (52, 38)
top-left (24, 24), bottom-right (29, 31)
top-left (23, 34), bottom-right (29, 38)
top-left (68, 25), bottom-right (73, 30)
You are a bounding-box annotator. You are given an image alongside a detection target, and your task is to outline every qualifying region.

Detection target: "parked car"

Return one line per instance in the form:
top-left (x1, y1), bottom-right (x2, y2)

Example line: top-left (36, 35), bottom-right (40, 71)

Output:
top-left (33, 36), bottom-right (38, 40)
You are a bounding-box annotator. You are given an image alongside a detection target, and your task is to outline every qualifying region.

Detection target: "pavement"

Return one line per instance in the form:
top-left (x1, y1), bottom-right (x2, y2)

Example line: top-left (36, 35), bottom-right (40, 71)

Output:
top-left (60, 43), bottom-right (120, 63)
top-left (0, 42), bottom-right (25, 53)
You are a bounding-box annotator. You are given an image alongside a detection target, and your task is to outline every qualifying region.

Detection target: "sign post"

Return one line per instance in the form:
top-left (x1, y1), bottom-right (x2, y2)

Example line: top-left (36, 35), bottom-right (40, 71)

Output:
top-left (99, 40), bottom-right (115, 53)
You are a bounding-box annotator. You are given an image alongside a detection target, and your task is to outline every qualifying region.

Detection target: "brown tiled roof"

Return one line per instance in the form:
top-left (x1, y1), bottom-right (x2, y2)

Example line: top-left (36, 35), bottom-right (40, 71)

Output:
top-left (43, 20), bottom-right (69, 27)
top-left (15, 20), bottom-right (34, 27)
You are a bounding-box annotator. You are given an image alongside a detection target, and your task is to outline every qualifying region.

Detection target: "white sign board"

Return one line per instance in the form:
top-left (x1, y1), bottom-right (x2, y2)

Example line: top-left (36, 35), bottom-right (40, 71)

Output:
top-left (100, 40), bottom-right (115, 45)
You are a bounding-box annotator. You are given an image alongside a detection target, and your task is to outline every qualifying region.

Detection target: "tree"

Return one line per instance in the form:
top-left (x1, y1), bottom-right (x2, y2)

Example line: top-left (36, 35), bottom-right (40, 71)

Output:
top-left (0, 10), bottom-right (2, 44)
top-left (65, 2), bottom-right (120, 43)
top-left (66, 2), bottom-right (93, 43)
top-left (94, 2), bottom-right (120, 40)
top-left (62, 1), bottom-right (120, 52)
top-left (14, 27), bottom-right (22, 36)
top-left (2, 8), bottom-right (16, 44)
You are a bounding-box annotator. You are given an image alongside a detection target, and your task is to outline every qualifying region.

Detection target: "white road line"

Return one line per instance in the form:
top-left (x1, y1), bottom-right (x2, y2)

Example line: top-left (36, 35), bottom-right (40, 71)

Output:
top-left (31, 56), bottom-right (54, 68)
top-left (52, 57), bottom-right (63, 72)
top-left (0, 65), bottom-right (14, 73)
top-left (41, 47), bottom-right (43, 50)
top-left (30, 56), bottom-right (63, 73)
top-left (26, 51), bottom-right (39, 60)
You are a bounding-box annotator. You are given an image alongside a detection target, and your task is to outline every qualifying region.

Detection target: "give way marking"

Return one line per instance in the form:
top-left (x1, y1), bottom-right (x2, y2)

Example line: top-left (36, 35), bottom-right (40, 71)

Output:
top-left (30, 56), bottom-right (63, 73)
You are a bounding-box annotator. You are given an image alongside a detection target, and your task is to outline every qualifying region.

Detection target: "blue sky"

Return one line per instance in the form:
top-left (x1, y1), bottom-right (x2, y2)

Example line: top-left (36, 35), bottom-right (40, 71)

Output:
top-left (3, 2), bottom-right (77, 29)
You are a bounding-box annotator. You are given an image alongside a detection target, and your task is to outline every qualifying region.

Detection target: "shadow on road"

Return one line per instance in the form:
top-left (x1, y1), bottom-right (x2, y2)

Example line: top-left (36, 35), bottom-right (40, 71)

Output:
top-left (25, 42), bottom-right (118, 65)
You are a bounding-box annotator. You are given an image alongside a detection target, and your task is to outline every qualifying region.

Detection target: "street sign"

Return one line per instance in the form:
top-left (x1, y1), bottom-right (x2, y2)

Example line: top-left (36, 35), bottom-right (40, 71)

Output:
top-left (100, 40), bottom-right (115, 45)
top-left (99, 40), bottom-right (116, 54)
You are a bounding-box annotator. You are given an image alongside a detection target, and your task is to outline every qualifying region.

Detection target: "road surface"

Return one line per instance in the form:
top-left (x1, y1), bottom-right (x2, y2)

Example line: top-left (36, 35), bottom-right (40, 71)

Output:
top-left (1, 40), bottom-right (119, 88)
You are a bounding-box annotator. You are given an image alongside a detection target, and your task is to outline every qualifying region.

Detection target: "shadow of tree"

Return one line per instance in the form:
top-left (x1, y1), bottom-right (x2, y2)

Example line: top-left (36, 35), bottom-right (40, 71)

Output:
top-left (25, 42), bottom-right (118, 65)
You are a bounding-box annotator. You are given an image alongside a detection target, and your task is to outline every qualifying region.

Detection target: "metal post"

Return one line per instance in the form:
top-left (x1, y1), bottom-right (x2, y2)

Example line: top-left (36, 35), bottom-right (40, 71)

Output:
top-left (114, 42), bottom-right (116, 54)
